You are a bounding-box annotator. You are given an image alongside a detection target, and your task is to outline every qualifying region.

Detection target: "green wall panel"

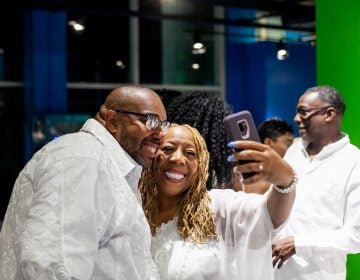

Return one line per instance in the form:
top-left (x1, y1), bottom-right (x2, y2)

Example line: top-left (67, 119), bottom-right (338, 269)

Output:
top-left (317, 1), bottom-right (360, 279)
top-left (317, 0), bottom-right (360, 147)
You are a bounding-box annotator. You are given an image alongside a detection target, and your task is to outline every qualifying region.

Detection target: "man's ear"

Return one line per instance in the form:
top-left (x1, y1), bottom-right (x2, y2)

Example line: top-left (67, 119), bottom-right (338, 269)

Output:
top-left (94, 104), bottom-right (108, 126)
top-left (99, 104), bottom-right (107, 119)
top-left (105, 110), bottom-right (118, 133)
top-left (325, 107), bottom-right (336, 122)
top-left (263, 137), bottom-right (273, 146)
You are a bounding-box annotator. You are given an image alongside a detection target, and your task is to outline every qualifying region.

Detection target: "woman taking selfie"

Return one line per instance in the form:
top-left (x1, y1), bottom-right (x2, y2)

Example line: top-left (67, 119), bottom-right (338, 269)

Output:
top-left (139, 124), bottom-right (297, 280)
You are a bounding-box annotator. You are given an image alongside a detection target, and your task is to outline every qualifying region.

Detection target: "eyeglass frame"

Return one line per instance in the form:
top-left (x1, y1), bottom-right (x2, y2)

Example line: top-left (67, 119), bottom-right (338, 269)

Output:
top-left (113, 109), bottom-right (170, 131)
top-left (296, 105), bottom-right (333, 118)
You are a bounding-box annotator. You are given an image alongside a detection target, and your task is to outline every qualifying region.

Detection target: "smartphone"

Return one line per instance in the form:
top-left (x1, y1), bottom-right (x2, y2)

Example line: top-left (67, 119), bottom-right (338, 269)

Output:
top-left (223, 110), bottom-right (260, 179)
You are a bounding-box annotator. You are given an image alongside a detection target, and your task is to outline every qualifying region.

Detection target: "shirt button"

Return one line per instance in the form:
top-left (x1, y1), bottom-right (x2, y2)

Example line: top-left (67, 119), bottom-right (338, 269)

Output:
top-left (54, 265), bottom-right (70, 280)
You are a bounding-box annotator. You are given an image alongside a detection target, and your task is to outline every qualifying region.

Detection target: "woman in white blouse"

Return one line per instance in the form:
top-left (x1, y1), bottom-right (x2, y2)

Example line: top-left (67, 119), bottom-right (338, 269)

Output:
top-left (139, 124), bottom-right (297, 280)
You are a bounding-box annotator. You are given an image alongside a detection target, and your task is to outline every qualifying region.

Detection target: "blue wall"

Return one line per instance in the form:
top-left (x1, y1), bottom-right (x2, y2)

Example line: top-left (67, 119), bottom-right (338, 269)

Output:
top-left (24, 8), bottom-right (67, 160)
top-left (226, 41), bottom-right (316, 135)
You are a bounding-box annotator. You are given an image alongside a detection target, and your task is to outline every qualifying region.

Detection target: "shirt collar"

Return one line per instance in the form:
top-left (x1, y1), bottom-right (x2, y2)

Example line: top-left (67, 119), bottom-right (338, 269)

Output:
top-left (301, 133), bottom-right (349, 159)
top-left (80, 118), bottom-right (141, 177)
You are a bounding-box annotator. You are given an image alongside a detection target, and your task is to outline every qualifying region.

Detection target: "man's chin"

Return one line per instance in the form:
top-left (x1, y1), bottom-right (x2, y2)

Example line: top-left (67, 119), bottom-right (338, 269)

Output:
top-left (134, 154), bottom-right (153, 168)
top-left (142, 158), bottom-right (153, 168)
top-left (139, 145), bottom-right (157, 167)
top-left (299, 130), bottom-right (307, 139)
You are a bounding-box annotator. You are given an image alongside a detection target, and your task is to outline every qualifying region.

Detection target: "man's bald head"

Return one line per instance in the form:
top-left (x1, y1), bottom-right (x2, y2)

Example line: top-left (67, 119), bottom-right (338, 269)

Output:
top-left (104, 86), bottom-right (163, 112)
top-left (95, 86), bottom-right (164, 125)
top-left (98, 85), bottom-right (167, 167)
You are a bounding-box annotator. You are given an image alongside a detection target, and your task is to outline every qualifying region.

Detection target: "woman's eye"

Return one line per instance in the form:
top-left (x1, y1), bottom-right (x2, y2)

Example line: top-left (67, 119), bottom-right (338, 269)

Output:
top-left (185, 150), bottom-right (196, 157)
top-left (161, 146), bottom-right (174, 154)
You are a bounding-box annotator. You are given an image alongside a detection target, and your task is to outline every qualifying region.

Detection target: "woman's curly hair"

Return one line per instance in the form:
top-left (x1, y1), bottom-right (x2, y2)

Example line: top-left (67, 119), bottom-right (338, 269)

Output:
top-left (158, 90), bottom-right (233, 189)
top-left (138, 124), bottom-right (217, 243)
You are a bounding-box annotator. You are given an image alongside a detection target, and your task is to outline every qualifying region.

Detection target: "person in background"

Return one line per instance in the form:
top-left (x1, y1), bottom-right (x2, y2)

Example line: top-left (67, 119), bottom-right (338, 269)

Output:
top-left (272, 85), bottom-right (360, 280)
top-left (258, 117), bottom-right (294, 158)
top-left (235, 118), bottom-right (294, 194)
top-left (159, 90), bottom-right (233, 189)
top-left (139, 123), bottom-right (297, 280)
top-left (0, 86), bottom-right (168, 279)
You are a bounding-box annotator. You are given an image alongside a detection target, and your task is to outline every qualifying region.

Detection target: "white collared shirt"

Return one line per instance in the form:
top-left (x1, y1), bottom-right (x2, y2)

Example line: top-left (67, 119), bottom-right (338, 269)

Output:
top-left (0, 119), bottom-right (158, 280)
top-left (273, 134), bottom-right (360, 280)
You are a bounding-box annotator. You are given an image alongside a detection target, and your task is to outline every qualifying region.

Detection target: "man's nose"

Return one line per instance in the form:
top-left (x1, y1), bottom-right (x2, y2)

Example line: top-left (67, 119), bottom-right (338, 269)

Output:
top-left (153, 130), bottom-right (165, 142)
top-left (294, 113), bottom-right (301, 124)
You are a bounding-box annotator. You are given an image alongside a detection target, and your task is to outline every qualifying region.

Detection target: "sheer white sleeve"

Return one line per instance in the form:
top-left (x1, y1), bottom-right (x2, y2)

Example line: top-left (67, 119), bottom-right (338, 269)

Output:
top-left (209, 189), bottom-right (276, 280)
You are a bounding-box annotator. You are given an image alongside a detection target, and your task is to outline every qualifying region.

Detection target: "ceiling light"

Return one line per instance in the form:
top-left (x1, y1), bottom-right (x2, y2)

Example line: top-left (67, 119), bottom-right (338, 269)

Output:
top-left (192, 63), bottom-right (200, 70)
top-left (68, 20), bottom-right (85, 32)
top-left (277, 39), bottom-right (289, 60)
top-left (192, 34), bottom-right (206, 55)
top-left (115, 60), bottom-right (126, 70)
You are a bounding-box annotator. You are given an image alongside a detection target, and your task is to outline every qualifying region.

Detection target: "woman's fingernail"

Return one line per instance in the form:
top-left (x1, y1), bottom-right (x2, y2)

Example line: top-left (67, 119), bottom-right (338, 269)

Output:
top-left (227, 155), bottom-right (236, 162)
top-left (227, 142), bottom-right (236, 148)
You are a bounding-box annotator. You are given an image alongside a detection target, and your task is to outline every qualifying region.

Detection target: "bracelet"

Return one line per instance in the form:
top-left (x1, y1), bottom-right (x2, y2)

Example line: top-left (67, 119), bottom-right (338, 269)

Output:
top-left (273, 170), bottom-right (298, 194)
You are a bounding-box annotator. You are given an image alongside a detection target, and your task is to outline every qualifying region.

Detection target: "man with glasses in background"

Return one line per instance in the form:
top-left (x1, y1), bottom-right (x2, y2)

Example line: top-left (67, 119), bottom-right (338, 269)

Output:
top-left (0, 85), bottom-right (169, 279)
top-left (272, 85), bottom-right (360, 280)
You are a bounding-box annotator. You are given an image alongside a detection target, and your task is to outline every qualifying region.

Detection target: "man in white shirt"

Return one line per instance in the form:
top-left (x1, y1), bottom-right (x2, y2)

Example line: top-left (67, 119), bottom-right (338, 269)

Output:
top-left (272, 85), bottom-right (360, 280)
top-left (0, 86), bottom-right (169, 279)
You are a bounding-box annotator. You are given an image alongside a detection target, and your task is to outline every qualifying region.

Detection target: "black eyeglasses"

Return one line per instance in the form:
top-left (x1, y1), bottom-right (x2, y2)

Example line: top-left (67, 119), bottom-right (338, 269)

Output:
top-left (296, 106), bottom-right (332, 118)
top-left (114, 109), bottom-right (170, 131)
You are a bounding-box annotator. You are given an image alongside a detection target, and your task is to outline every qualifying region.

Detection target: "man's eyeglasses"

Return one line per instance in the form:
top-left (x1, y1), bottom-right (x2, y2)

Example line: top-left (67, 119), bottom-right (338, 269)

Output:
top-left (296, 106), bottom-right (333, 118)
top-left (114, 109), bottom-right (170, 131)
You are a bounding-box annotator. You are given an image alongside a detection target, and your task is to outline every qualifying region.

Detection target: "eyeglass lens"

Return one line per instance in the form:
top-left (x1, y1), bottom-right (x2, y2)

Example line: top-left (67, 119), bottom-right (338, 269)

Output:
top-left (145, 116), bottom-right (170, 131)
top-left (160, 121), bottom-right (170, 131)
top-left (146, 116), bottom-right (159, 130)
top-left (296, 107), bottom-right (308, 116)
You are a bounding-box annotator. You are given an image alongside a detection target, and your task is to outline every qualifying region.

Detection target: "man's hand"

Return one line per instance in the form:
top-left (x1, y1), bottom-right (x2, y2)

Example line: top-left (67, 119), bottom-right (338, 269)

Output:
top-left (272, 236), bottom-right (296, 269)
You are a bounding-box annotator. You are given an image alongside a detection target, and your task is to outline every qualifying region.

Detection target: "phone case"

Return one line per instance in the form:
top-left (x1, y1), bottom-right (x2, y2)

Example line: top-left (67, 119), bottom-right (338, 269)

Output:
top-left (223, 110), bottom-right (260, 179)
top-left (223, 110), bottom-right (260, 143)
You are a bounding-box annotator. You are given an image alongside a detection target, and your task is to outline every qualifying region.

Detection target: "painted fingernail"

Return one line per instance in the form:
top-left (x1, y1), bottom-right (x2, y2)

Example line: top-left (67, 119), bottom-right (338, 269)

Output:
top-left (227, 142), bottom-right (236, 148)
top-left (227, 155), bottom-right (236, 162)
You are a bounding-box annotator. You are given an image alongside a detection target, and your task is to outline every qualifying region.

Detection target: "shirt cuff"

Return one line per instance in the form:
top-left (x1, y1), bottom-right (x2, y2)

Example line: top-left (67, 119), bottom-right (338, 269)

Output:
top-left (294, 233), bottom-right (313, 258)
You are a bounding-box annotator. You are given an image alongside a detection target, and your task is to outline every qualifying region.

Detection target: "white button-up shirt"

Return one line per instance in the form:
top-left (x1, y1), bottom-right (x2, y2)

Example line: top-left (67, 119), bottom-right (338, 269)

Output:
top-left (0, 119), bottom-right (158, 280)
top-left (273, 134), bottom-right (360, 280)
